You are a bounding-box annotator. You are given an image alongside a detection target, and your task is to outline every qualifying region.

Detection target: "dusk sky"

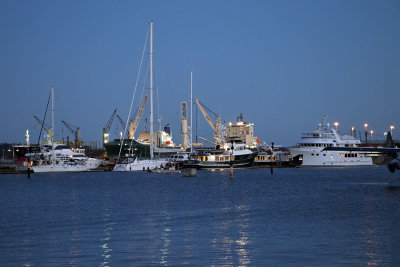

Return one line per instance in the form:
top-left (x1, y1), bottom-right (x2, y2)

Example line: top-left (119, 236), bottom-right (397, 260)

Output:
top-left (1, 0), bottom-right (399, 146)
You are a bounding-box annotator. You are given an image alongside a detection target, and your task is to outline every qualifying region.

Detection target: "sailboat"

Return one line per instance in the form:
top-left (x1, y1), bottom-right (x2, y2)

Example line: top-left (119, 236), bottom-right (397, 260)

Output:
top-left (114, 21), bottom-right (168, 172)
top-left (30, 86), bottom-right (103, 173)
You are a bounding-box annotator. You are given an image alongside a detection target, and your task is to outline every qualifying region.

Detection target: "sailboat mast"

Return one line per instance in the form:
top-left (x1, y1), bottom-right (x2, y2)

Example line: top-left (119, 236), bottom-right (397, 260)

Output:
top-left (190, 70), bottom-right (193, 153)
top-left (149, 21), bottom-right (154, 159)
top-left (51, 85), bottom-right (55, 164)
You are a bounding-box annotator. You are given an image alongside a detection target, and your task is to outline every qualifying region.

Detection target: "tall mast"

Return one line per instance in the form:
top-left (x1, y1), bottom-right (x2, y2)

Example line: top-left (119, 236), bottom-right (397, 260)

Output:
top-left (149, 21), bottom-right (154, 159)
top-left (190, 69), bottom-right (193, 153)
top-left (51, 85), bottom-right (55, 164)
top-left (51, 85), bottom-right (54, 144)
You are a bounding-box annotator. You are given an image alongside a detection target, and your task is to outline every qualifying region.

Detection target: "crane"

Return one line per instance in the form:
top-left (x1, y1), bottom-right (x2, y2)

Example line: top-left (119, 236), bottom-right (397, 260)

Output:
top-left (195, 98), bottom-right (225, 145)
top-left (61, 120), bottom-right (81, 147)
top-left (129, 94), bottom-right (148, 139)
top-left (103, 109), bottom-right (117, 144)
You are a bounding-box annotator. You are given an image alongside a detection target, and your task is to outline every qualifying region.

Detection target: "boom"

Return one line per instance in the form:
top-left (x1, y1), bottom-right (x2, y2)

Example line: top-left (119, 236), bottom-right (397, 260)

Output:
top-left (116, 114), bottom-right (126, 131)
top-left (61, 120), bottom-right (81, 146)
top-left (33, 115), bottom-right (49, 132)
top-left (195, 98), bottom-right (216, 131)
top-left (129, 95), bottom-right (148, 139)
top-left (195, 98), bottom-right (225, 145)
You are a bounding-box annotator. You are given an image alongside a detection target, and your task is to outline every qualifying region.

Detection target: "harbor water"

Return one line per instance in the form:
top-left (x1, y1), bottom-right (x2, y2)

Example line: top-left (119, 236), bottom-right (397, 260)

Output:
top-left (1, 166), bottom-right (400, 266)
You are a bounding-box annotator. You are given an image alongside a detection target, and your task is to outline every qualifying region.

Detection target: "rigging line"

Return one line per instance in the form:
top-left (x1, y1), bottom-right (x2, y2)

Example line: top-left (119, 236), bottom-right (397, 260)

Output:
top-left (36, 92), bottom-right (52, 149)
top-left (129, 61), bottom-right (149, 149)
top-left (118, 28), bottom-right (149, 160)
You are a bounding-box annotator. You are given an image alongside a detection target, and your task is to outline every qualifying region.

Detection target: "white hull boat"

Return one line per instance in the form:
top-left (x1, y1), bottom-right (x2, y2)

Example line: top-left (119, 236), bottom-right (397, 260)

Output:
top-left (288, 116), bottom-right (373, 167)
top-left (114, 157), bottom-right (168, 171)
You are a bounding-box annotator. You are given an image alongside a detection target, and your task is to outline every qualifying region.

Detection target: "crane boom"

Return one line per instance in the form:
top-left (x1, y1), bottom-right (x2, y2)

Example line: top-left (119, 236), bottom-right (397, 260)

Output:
top-left (33, 115), bottom-right (49, 132)
top-left (61, 120), bottom-right (80, 146)
top-left (130, 94), bottom-right (148, 139)
top-left (195, 98), bottom-right (216, 131)
top-left (116, 114), bottom-right (126, 131)
top-left (105, 109), bottom-right (117, 132)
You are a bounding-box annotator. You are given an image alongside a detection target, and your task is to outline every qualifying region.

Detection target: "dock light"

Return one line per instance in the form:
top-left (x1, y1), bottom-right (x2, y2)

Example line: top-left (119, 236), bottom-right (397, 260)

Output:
top-left (351, 126), bottom-right (355, 138)
top-left (334, 122), bottom-right (339, 131)
top-left (370, 130), bottom-right (374, 143)
top-left (364, 123), bottom-right (368, 144)
top-left (390, 125), bottom-right (395, 134)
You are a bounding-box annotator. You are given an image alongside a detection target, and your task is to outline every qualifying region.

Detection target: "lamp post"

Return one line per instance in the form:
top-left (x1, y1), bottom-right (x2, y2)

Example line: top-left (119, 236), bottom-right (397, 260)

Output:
top-left (370, 130), bottom-right (374, 143)
top-left (351, 126), bottom-right (355, 138)
top-left (334, 122), bottom-right (339, 131)
top-left (364, 123), bottom-right (368, 144)
top-left (390, 125), bottom-right (395, 136)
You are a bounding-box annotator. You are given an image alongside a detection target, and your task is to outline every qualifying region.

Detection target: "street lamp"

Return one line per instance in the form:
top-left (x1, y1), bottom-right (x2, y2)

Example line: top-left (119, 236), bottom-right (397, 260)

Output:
top-left (334, 122), bottom-right (339, 131)
top-left (364, 123), bottom-right (368, 144)
top-left (370, 130), bottom-right (374, 143)
top-left (351, 126), bottom-right (355, 138)
top-left (390, 125), bottom-right (395, 135)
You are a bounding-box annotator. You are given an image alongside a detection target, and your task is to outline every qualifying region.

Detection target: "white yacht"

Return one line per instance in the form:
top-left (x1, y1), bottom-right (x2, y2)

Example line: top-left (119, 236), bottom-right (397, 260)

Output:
top-left (28, 86), bottom-right (103, 173)
top-left (27, 143), bottom-right (103, 173)
top-left (288, 116), bottom-right (373, 167)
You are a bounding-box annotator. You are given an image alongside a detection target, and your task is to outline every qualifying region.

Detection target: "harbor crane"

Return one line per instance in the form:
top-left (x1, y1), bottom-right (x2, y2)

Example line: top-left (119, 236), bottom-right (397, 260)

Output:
top-left (61, 120), bottom-right (81, 147)
top-left (195, 98), bottom-right (225, 146)
top-left (129, 94), bottom-right (148, 139)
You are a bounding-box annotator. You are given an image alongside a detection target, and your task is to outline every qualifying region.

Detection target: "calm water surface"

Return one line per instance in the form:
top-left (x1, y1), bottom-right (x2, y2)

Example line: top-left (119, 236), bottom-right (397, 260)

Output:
top-left (1, 166), bottom-right (400, 266)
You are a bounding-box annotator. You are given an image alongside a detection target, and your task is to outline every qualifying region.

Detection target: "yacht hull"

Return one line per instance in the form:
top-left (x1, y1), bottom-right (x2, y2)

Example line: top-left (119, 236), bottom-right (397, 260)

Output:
top-left (289, 147), bottom-right (373, 167)
top-left (113, 158), bottom-right (169, 171)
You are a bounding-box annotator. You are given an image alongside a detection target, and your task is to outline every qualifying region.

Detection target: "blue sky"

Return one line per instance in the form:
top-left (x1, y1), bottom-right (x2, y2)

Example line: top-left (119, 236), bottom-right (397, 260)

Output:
top-left (1, 0), bottom-right (399, 146)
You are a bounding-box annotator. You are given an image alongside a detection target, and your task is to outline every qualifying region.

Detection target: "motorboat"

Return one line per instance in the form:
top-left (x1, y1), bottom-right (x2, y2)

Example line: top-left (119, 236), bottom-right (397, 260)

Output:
top-left (183, 142), bottom-right (257, 169)
top-left (288, 116), bottom-right (373, 167)
top-left (28, 86), bottom-right (103, 173)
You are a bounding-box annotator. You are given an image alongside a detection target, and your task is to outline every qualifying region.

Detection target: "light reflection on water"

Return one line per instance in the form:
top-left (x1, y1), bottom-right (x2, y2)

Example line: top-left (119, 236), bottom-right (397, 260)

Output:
top-left (1, 167), bottom-right (400, 265)
top-left (160, 210), bottom-right (171, 266)
top-left (100, 191), bottom-right (113, 267)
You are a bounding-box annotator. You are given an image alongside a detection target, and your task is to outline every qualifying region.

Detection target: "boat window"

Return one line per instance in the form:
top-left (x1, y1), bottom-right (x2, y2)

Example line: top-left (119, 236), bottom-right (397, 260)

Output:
top-left (311, 153), bottom-right (314, 156)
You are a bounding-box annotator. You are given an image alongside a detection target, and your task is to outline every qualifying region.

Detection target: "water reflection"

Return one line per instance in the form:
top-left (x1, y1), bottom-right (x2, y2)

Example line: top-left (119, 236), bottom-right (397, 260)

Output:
top-left (69, 190), bottom-right (82, 266)
top-left (211, 205), bottom-right (251, 266)
top-left (160, 210), bottom-right (171, 266)
top-left (100, 191), bottom-right (113, 267)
